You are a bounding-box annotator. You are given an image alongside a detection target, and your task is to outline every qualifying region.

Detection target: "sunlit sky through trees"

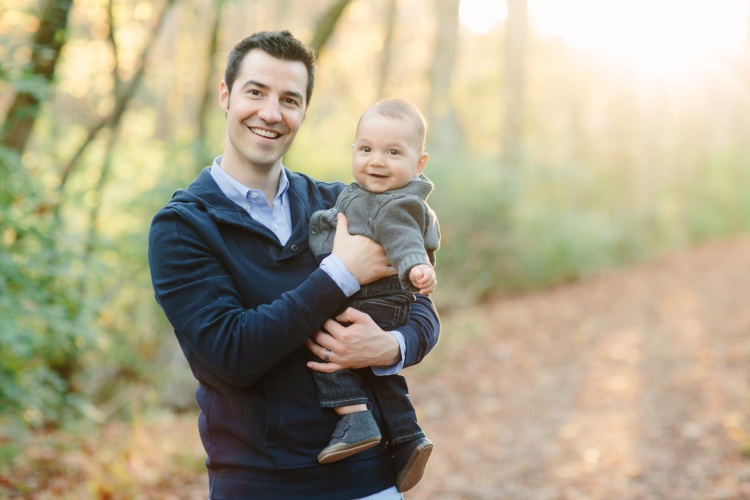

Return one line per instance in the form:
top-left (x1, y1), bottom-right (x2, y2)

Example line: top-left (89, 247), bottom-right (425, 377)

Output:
top-left (460, 0), bottom-right (749, 78)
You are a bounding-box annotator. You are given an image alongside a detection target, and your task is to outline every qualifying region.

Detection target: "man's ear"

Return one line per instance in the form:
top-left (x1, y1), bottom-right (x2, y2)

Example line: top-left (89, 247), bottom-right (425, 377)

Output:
top-left (416, 152), bottom-right (429, 174)
top-left (219, 80), bottom-right (230, 113)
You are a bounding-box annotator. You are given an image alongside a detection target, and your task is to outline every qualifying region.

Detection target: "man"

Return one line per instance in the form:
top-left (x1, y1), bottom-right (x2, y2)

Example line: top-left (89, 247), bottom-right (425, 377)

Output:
top-left (148, 30), bottom-right (440, 499)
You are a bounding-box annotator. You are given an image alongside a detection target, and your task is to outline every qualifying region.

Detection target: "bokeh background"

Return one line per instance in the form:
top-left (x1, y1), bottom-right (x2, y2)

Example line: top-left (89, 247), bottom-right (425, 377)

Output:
top-left (2, 0), bottom-right (750, 497)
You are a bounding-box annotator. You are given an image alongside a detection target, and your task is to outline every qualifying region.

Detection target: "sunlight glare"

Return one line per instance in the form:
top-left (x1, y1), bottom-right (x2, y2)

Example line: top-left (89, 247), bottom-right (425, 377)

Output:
top-left (460, 0), bottom-right (508, 35)
top-left (529, 0), bottom-right (748, 75)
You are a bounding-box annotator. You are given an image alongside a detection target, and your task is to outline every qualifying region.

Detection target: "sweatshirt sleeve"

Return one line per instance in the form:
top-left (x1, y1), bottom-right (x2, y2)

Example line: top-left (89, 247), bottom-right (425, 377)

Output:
top-left (372, 196), bottom-right (434, 291)
top-left (398, 293), bottom-right (440, 368)
top-left (148, 205), bottom-right (347, 388)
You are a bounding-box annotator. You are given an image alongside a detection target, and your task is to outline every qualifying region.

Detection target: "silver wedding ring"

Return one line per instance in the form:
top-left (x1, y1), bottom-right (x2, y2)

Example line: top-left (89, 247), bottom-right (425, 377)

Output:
top-left (324, 348), bottom-right (330, 363)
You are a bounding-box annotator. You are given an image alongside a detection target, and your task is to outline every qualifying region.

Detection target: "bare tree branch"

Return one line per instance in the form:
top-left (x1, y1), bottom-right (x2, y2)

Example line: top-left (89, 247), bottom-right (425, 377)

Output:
top-left (56, 0), bottom-right (176, 198)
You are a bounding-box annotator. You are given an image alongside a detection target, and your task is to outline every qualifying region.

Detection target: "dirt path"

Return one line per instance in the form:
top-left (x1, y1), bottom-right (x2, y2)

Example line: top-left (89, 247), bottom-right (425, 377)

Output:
top-left (407, 235), bottom-right (750, 499)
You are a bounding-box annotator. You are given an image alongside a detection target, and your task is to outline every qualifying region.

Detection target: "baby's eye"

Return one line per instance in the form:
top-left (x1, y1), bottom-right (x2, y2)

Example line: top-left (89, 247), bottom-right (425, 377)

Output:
top-left (388, 149), bottom-right (400, 155)
top-left (360, 146), bottom-right (371, 152)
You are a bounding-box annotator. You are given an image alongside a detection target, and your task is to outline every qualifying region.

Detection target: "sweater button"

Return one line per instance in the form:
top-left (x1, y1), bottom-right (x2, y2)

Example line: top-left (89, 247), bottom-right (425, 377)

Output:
top-left (310, 226), bottom-right (318, 235)
top-left (291, 244), bottom-right (299, 252)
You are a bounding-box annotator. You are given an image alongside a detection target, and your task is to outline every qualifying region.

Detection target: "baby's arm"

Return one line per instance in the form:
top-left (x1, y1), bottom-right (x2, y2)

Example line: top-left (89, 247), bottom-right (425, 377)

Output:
top-left (409, 264), bottom-right (436, 295)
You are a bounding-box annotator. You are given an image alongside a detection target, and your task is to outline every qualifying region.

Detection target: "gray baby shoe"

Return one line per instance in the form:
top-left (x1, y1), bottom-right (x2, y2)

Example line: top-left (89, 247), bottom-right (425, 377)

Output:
top-left (393, 437), bottom-right (433, 492)
top-left (317, 411), bottom-right (382, 464)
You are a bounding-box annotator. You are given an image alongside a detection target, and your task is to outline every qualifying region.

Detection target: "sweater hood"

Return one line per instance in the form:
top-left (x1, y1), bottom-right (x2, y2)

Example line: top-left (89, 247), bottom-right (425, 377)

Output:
top-left (167, 167), bottom-right (248, 226)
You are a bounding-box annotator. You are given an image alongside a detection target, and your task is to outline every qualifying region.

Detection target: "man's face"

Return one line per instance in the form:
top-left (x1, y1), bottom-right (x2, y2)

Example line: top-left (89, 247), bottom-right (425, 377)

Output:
top-left (220, 49), bottom-right (308, 173)
top-left (351, 113), bottom-right (428, 193)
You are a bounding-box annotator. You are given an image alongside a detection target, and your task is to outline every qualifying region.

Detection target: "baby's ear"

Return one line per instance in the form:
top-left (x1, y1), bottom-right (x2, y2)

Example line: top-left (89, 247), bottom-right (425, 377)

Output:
top-left (416, 152), bottom-right (429, 173)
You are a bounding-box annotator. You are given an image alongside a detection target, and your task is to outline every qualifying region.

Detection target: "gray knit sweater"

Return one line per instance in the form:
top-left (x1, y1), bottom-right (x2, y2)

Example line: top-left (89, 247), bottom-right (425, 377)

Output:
top-left (309, 174), bottom-right (440, 293)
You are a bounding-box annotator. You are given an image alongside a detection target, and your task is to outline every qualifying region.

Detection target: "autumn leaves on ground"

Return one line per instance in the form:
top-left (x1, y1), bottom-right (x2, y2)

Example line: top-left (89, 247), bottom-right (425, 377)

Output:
top-left (5, 236), bottom-right (750, 499)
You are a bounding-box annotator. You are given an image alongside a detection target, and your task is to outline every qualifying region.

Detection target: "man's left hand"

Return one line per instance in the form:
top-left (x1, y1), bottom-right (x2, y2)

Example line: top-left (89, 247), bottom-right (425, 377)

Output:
top-left (305, 307), bottom-right (400, 373)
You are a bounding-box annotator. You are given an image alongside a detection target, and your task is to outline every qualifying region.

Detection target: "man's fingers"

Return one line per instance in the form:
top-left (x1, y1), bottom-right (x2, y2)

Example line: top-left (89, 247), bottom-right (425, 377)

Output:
top-left (305, 338), bottom-right (325, 359)
top-left (307, 360), bottom-right (343, 373)
top-left (334, 306), bottom-right (368, 325)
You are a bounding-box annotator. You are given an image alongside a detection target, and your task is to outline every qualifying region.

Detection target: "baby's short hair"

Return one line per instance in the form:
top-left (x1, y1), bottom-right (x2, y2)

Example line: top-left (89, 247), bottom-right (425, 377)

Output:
top-left (359, 98), bottom-right (427, 151)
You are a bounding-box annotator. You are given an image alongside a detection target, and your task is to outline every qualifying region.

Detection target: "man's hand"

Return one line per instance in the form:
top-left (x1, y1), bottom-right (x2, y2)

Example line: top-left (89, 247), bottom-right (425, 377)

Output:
top-left (409, 264), bottom-right (436, 295)
top-left (331, 213), bottom-right (396, 285)
top-left (306, 307), bottom-right (401, 373)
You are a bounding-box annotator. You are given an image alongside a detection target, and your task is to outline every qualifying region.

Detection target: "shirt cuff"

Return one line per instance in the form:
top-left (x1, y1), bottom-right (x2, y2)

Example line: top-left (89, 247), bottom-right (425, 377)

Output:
top-left (372, 330), bottom-right (406, 376)
top-left (320, 254), bottom-right (360, 297)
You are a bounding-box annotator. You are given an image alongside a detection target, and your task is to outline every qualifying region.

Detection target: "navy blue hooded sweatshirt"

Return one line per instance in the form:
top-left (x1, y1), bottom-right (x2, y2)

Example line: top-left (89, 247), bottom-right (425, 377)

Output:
top-left (148, 167), bottom-right (440, 499)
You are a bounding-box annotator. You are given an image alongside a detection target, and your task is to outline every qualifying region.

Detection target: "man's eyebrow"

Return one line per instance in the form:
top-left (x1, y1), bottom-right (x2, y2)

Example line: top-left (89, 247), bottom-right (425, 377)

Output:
top-left (240, 79), bottom-right (268, 91)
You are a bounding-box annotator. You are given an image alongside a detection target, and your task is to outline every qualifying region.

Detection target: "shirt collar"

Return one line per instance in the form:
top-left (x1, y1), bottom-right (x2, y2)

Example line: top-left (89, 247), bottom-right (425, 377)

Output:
top-left (210, 155), bottom-right (289, 207)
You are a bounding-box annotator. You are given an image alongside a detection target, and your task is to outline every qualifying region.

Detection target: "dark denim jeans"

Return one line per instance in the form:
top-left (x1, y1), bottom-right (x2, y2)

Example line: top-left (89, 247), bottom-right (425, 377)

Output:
top-left (312, 276), bottom-right (424, 445)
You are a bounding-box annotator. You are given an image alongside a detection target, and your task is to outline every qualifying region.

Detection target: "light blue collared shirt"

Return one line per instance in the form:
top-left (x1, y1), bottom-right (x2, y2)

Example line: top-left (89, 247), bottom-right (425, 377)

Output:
top-left (209, 157), bottom-right (406, 375)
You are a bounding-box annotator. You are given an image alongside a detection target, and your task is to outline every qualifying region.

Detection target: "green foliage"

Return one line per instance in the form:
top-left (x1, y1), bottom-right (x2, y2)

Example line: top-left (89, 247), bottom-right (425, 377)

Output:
top-left (683, 150), bottom-right (750, 242)
top-left (11, 73), bottom-right (52, 102)
top-left (0, 129), bottom-right (187, 434)
top-left (428, 156), bottom-right (522, 308)
top-left (429, 149), bottom-right (750, 311)
top-left (0, 147), bottom-right (96, 428)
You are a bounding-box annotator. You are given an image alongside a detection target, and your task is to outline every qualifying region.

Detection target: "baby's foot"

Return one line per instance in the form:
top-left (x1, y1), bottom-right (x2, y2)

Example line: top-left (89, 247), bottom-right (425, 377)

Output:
top-left (317, 411), bottom-right (382, 464)
top-left (393, 437), bottom-right (433, 491)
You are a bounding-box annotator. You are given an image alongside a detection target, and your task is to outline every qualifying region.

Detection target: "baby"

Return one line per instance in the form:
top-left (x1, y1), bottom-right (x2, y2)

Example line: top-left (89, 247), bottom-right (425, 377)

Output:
top-left (308, 98), bottom-right (440, 492)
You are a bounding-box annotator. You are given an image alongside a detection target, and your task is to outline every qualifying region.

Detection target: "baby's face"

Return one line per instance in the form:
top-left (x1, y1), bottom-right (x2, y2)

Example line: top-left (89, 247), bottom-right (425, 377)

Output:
top-left (351, 113), bottom-right (427, 193)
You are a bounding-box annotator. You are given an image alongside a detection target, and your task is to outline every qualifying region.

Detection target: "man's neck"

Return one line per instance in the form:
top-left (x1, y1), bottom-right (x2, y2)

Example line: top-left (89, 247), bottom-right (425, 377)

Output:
top-left (221, 152), bottom-right (282, 206)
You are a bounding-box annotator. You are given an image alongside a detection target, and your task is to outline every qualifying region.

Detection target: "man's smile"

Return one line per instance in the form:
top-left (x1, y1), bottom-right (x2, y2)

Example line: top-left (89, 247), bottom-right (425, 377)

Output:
top-left (250, 127), bottom-right (280, 139)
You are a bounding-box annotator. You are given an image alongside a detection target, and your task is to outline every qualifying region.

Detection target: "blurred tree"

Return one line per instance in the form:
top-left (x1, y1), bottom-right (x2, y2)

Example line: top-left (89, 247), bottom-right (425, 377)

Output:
top-left (0, 0), bottom-right (73, 157)
top-left (377, 0), bottom-right (398, 100)
top-left (310, 0), bottom-right (354, 55)
top-left (0, 0), bottom-right (81, 429)
top-left (272, 0), bottom-right (293, 26)
top-left (502, 0), bottom-right (527, 166)
top-left (428, 0), bottom-right (464, 154)
top-left (57, 0), bottom-right (176, 205)
top-left (0, 0), bottom-right (176, 430)
top-left (197, 0), bottom-right (230, 170)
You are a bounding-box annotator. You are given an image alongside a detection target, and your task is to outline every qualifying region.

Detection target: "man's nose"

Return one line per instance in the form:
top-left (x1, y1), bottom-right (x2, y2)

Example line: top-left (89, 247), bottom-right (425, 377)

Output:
top-left (258, 99), bottom-right (281, 123)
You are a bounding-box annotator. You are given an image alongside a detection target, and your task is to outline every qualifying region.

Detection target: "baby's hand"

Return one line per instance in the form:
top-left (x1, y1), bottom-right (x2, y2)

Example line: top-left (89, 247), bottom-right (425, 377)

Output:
top-left (409, 264), bottom-right (436, 295)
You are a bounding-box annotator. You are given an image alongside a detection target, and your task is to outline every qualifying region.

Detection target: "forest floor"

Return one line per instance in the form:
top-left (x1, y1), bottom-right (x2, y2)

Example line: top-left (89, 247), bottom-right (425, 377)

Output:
top-left (4, 235), bottom-right (750, 499)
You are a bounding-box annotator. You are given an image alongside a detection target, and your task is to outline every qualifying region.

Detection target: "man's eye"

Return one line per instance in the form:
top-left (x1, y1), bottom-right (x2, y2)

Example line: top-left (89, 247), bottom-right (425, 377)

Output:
top-left (284, 98), bottom-right (300, 106)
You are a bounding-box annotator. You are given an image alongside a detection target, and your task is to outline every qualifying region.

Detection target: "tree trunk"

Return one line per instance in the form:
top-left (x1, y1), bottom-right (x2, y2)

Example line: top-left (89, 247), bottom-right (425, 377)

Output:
top-left (196, 0), bottom-right (229, 170)
top-left (427, 0), bottom-right (463, 154)
top-left (309, 0), bottom-right (354, 55)
top-left (0, 0), bottom-right (74, 157)
top-left (377, 0), bottom-right (398, 100)
top-left (502, 0), bottom-right (527, 166)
